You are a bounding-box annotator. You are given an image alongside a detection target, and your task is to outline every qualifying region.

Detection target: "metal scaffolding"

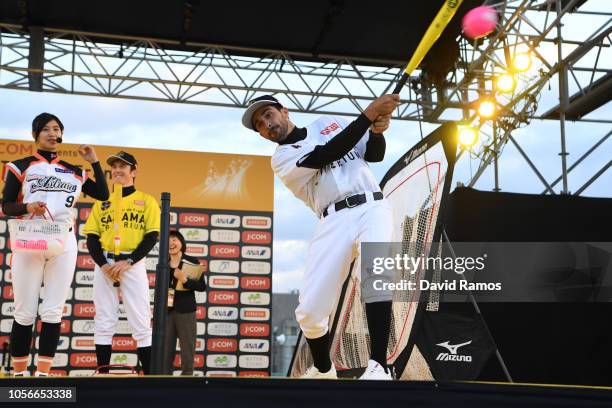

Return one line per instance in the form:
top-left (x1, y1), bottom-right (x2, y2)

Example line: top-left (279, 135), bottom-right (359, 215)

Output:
top-left (0, 0), bottom-right (610, 195)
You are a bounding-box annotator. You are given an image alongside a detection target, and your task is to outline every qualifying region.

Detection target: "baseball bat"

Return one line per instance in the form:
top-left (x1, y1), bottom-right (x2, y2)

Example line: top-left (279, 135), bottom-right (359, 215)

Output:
top-left (392, 0), bottom-right (464, 94)
top-left (112, 183), bottom-right (122, 287)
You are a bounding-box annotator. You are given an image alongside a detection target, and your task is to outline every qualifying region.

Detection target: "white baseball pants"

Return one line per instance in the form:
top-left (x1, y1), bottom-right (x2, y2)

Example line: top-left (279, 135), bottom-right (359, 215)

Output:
top-left (93, 259), bottom-right (152, 347)
top-left (11, 232), bottom-right (77, 325)
top-left (295, 199), bottom-right (393, 339)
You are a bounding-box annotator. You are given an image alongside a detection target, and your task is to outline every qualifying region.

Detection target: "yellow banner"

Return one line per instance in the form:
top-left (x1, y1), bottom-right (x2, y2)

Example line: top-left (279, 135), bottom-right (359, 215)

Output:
top-left (0, 139), bottom-right (273, 212)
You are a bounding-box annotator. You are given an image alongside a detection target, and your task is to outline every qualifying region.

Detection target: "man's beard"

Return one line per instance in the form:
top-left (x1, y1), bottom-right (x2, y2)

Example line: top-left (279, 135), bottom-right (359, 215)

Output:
top-left (271, 121), bottom-right (289, 143)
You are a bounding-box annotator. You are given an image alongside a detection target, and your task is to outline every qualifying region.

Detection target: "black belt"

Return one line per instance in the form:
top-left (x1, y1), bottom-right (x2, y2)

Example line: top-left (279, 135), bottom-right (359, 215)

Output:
top-left (106, 253), bottom-right (128, 261)
top-left (322, 192), bottom-right (383, 217)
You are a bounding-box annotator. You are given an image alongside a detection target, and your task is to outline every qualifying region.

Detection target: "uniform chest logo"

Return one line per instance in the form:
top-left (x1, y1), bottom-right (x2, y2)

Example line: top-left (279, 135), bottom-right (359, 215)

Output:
top-left (320, 122), bottom-right (340, 136)
top-left (55, 168), bottom-right (74, 174)
top-left (101, 201), bottom-right (111, 210)
top-left (29, 176), bottom-right (77, 193)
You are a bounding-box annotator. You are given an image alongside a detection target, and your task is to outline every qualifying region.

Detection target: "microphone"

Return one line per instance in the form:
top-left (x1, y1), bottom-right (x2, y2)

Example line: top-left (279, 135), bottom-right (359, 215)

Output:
top-left (55, 137), bottom-right (63, 143)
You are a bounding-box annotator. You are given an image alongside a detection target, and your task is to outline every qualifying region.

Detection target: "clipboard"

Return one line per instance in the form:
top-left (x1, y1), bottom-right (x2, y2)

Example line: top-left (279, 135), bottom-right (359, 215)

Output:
top-left (175, 260), bottom-right (205, 291)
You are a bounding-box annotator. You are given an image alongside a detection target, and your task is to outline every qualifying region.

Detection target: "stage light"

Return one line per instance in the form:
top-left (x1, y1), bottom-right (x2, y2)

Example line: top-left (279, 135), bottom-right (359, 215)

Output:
top-left (495, 73), bottom-right (516, 93)
top-left (457, 125), bottom-right (478, 148)
top-left (477, 99), bottom-right (497, 119)
top-left (512, 52), bottom-right (532, 72)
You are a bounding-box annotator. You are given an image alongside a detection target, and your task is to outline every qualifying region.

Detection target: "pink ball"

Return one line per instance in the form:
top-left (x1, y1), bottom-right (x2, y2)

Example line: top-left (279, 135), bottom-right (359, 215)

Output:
top-left (462, 5), bottom-right (498, 40)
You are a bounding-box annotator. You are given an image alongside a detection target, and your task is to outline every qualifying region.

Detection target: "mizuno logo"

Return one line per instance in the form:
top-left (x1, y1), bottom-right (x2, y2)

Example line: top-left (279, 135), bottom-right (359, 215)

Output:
top-left (435, 340), bottom-right (472, 363)
top-left (436, 340), bottom-right (471, 355)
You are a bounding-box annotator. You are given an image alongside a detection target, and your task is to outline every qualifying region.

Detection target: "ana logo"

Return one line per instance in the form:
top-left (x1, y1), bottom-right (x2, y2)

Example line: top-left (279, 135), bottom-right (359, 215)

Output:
top-left (240, 323), bottom-right (270, 337)
top-left (211, 214), bottom-right (240, 228)
top-left (179, 213), bottom-right (209, 226)
top-left (435, 340), bottom-right (473, 362)
top-left (240, 292), bottom-right (270, 306)
top-left (70, 353), bottom-right (97, 367)
top-left (241, 246), bottom-right (271, 260)
top-left (75, 271), bottom-right (95, 285)
top-left (241, 277), bottom-right (271, 290)
top-left (71, 337), bottom-right (95, 351)
top-left (209, 260), bottom-right (240, 274)
top-left (241, 261), bottom-right (271, 275)
top-left (208, 291), bottom-right (239, 304)
top-left (208, 307), bottom-right (238, 320)
top-left (206, 354), bottom-right (237, 369)
top-left (239, 355), bottom-right (269, 369)
top-left (210, 229), bottom-right (240, 243)
top-left (76, 255), bottom-right (95, 270)
top-left (320, 121), bottom-right (340, 136)
top-left (186, 244), bottom-right (208, 256)
top-left (72, 320), bottom-right (95, 334)
top-left (207, 338), bottom-right (237, 352)
top-left (180, 228), bottom-right (209, 242)
top-left (170, 212), bottom-right (178, 225)
top-left (240, 308), bottom-right (270, 321)
top-left (74, 287), bottom-right (94, 301)
top-left (239, 339), bottom-right (270, 353)
top-left (209, 276), bottom-right (239, 289)
top-left (210, 245), bottom-right (240, 258)
top-left (242, 216), bottom-right (272, 230)
top-left (1, 302), bottom-right (14, 316)
top-left (74, 303), bottom-right (96, 318)
top-left (208, 322), bottom-right (238, 336)
top-left (241, 231), bottom-right (271, 244)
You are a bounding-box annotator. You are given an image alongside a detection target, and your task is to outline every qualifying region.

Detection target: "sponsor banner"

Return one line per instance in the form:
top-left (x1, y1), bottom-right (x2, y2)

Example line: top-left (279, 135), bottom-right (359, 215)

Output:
top-left (186, 243), bottom-right (208, 257)
top-left (211, 214), bottom-right (240, 228)
top-left (70, 353), bottom-right (97, 367)
top-left (208, 291), bottom-right (239, 305)
top-left (241, 230), bottom-right (272, 244)
top-left (75, 271), bottom-right (95, 285)
top-left (180, 213), bottom-right (209, 227)
top-left (241, 246), bottom-right (271, 260)
top-left (240, 277), bottom-right (271, 290)
top-left (210, 245), bottom-right (240, 258)
top-left (2, 269), bottom-right (9, 283)
top-left (180, 228), bottom-right (209, 242)
top-left (207, 338), bottom-right (238, 353)
top-left (1, 302), bottom-right (13, 316)
top-left (37, 303), bottom-right (71, 317)
top-left (240, 292), bottom-right (271, 306)
top-left (195, 338), bottom-right (205, 352)
top-left (0, 237), bottom-right (5, 250)
top-left (241, 261), bottom-right (271, 275)
top-left (110, 353), bottom-right (138, 367)
top-left (195, 291), bottom-right (207, 304)
top-left (113, 336), bottom-right (137, 350)
top-left (208, 306), bottom-right (238, 321)
top-left (1, 319), bottom-right (13, 332)
top-left (34, 353), bottom-right (69, 367)
top-left (76, 255), bottom-right (95, 270)
top-left (242, 216), bottom-right (272, 230)
top-left (71, 336), bottom-right (95, 351)
top-left (74, 287), bottom-right (94, 301)
top-left (239, 355), bottom-right (269, 369)
top-left (36, 336), bottom-right (70, 351)
top-left (36, 320), bottom-right (70, 334)
top-left (149, 242), bottom-right (160, 256)
top-left (145, 257), bottom-right (158, 271)
top-left (209, 260), bottom-right (239, 274)
top-left (77, 239), bottom-right (88, 253)
top-left (78, 224), bottom-right (86, 237)
top-left (117, 304), bottom-right (128, 319)
top-left (116, 320), bottom-right (133, 335)
top-left (239, 339), bottom-right (270, 353)
top-left (174, 354), bottom-right (205, 368)
top-left (0, 270), bottom-right (3, 283)
top-left (197, 322), bottom-right (206, 336)
top-left (206, 371), bottom-right (237, 378)
top-left (239, 371), bottom-right (268, 378)
top-left (196, 306), bottom-right (206, 319)
top-left (2, 285), bottom-right (13, 300)
top-left (149, 289), bottom-right (155, 303)
top-left (40, 287), bottom-right (72, 301)
top-left (210, 229), bottom-right (240, 243)
top-left (79, 207), bottom-right (91, 221)
top-left (69, 370), bottom-right (96, 377)
top-left (207, 322), bottom-right (238, 336)
top-left (74, 303), bottom-right (95, 318)
top-left (2, 253), bottom-right (7, 267)
top-left (49, 370), bottom-right (68, 377)
top-left (72, 320), bottom-right (96, 334)
top-left (240, 323), bottom-right (270, 337)
top-left (170, 211), bottom-right (178, 225)
top-left (206, 354), bottom-right (237, 369)
top-left (209, 276), bottom-right (239, 289)
top-left (148, 273), bottom-right (156, 287)
top-left (0, 220), bottom-right (6, 233)
top-left (240, 307), bottom-right (270, 321)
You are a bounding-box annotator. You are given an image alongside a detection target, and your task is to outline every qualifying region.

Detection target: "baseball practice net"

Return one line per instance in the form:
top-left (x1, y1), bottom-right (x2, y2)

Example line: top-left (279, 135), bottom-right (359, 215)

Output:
top-left (289, 122), bottom-right (458, 379)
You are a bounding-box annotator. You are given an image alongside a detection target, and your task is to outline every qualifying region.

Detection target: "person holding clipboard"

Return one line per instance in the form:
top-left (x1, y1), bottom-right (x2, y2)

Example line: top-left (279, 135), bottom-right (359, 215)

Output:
top-left (164, 230), bottom-right (206, 375)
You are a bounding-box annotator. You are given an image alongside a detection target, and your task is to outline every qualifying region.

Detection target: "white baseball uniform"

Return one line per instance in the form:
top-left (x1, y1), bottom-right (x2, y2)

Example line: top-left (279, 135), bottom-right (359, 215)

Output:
top-left (272, 116), bottom-right (393, 339)
top-left (5, 153), bottom-right (84, 325)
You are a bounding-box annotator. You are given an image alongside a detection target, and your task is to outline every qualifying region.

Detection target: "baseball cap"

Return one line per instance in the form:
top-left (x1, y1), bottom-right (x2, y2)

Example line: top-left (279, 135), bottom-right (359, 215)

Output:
top-left (241, 95), bottom-right (282, 131)
top-left (106, 151), bottom-right (137, 167)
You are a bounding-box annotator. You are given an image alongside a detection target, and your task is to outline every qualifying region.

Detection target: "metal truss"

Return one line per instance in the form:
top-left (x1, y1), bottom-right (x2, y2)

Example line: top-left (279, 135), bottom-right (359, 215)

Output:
top-left (0, 0), bottom-right (610, 196)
